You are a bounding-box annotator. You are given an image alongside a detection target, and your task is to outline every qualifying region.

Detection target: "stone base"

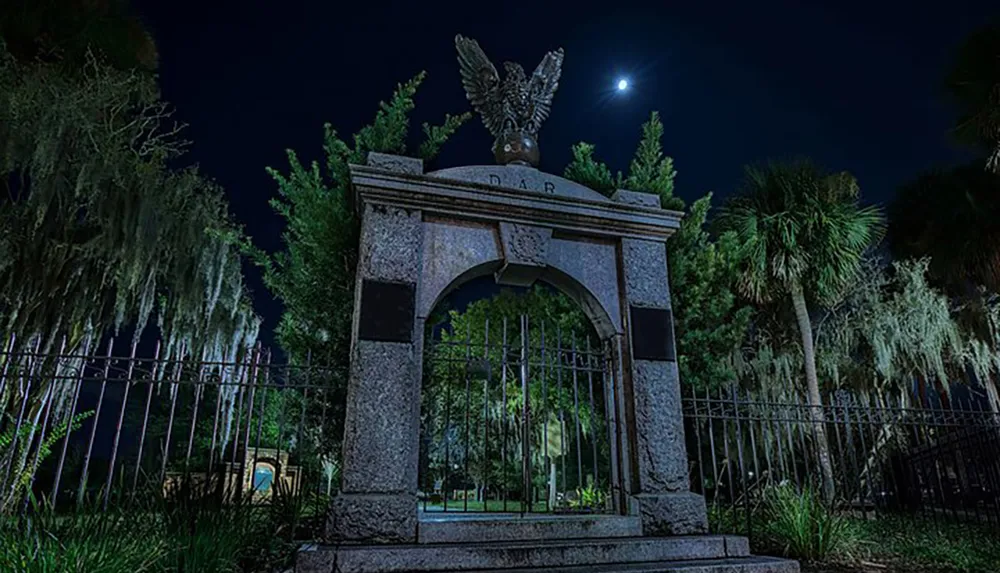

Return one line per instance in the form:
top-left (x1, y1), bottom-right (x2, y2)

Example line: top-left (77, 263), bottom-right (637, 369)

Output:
top-left (325, 493), bottom-right (417, 544)
top-left (635, 492), bottom-right (710, 536)
top-left (296, 534), bottom-right (799, 573)
top-left (417, 513), bottom-right (642, 544)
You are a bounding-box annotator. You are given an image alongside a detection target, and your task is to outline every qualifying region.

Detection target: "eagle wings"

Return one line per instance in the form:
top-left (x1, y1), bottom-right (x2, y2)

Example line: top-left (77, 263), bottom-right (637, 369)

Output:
top-left (455, 35), bottom-right (564, 140)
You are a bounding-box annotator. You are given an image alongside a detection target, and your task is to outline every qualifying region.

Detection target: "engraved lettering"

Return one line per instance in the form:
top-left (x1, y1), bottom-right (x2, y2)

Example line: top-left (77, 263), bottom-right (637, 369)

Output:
top-left (519, 179), bottom-right (528, 189)
top-left (489, 174), bottom-right (502, 186)
top-left (543, 181), bottom-right (556, 194)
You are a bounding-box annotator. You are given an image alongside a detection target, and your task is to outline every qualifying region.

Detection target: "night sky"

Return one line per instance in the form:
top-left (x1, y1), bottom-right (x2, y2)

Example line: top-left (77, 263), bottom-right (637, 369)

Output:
top-left (134, 0), bottom-right (998, 346)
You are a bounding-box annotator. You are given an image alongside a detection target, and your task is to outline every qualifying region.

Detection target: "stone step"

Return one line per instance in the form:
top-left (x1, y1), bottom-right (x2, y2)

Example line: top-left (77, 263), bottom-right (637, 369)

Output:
top-left (461, 556), bottom-right (800, 573)
top-left (417, 513), bottom-right (643, 544)
top-left (296, 535), bottom-right (756, 573)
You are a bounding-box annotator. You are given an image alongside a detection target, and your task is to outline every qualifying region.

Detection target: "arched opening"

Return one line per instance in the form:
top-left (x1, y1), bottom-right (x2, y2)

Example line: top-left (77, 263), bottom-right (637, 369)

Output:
top-left (252, 462), bottom-right (276, 494)
top-left (418, 274), bottom-right (621, 515)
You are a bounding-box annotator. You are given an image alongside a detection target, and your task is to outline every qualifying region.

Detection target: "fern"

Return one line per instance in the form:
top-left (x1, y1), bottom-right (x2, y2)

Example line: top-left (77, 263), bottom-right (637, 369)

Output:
top-left (0, 410), bottom-right (94, 512)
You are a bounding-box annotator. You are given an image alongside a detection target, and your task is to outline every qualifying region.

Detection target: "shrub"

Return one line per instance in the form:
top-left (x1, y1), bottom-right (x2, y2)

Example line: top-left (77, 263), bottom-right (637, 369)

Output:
top-left (763, 484), bottom-right (852, 561)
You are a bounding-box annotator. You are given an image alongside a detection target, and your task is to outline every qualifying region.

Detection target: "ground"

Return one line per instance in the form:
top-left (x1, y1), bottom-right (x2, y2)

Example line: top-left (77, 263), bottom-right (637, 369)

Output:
top-left (802, 561), bottom-right (978, 573)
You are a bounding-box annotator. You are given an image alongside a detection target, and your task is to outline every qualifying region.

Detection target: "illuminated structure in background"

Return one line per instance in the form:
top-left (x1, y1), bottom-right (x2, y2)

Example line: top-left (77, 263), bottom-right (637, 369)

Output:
top-left (163, 447), bottom-right (301, 501)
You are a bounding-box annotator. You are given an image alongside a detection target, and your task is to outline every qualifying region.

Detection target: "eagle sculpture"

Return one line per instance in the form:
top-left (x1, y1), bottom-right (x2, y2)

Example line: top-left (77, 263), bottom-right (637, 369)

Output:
top-left (455, 35), bottom-right (564, 166)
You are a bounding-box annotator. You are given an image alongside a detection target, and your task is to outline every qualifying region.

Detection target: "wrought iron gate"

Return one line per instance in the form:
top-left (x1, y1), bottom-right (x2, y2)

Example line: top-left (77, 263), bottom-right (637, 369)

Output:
top-left (419, 314), bottom-right (619, 514)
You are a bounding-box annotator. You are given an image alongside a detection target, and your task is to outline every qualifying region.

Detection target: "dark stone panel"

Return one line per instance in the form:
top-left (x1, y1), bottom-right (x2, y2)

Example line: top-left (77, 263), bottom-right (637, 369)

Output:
top-left (630, 306), bottom-right (675, 362)
top-left (358, 280), bottom-right (415, 343)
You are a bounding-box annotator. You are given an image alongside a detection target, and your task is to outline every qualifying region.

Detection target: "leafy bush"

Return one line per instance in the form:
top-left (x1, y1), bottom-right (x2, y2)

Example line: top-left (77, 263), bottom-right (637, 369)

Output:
top-left (569, 482), bottom-right (607, 511)
top-left (762, 484), bottom-right (852, 561)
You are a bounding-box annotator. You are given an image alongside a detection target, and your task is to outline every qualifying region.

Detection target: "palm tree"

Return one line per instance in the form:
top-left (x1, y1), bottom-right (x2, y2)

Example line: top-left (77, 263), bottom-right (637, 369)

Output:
top-left (718, 161), bottom-right (884, 503)
top-left (947, 22), bottom-right (1000, 173)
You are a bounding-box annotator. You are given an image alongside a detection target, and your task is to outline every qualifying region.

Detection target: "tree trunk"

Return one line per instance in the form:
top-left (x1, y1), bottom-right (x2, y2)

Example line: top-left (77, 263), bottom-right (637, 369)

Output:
top-left (789, 280), bottom-right (837, 504)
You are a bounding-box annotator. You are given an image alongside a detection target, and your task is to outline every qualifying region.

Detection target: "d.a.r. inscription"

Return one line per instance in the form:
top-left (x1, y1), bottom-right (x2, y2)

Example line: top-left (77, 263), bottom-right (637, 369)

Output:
top-left (426, 164), bottom-right (613, 203)
top-left (487, 173), bottom-right (556, 194)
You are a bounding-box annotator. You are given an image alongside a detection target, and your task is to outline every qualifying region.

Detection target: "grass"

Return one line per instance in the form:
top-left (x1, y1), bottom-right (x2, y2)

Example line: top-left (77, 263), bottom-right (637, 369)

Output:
top-left (849, 516), bottom-right (1000, 572)
top-left (708, 486), bottom-right (1000, 572)
top-left (0, 479), bottom-right (322, 573)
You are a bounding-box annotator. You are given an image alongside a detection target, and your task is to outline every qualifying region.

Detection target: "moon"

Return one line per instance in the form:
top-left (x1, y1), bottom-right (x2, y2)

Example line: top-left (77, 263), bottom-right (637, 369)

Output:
top-left (617, 79), bottom-right (629, 91)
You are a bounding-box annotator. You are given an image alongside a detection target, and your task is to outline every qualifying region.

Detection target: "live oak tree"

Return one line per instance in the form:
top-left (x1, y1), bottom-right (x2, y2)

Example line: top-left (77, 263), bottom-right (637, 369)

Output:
top-left (0, 42), bottom-right (257, 509)
top-left (717, 161), bottom-right (884, 503)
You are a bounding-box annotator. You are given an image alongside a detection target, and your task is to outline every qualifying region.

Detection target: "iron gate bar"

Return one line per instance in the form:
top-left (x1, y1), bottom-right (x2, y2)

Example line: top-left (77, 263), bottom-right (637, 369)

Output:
top-left (104, 340), bottom-right (138, 510)
top-left (463, 326), bottom-right (472, 512)
top-left (443, 338), bottom-right (452, 512)
top-left (501, 317), bottom-right (508, 512)
top-left (183, 350), bottom-right (208, 481)
top-left (557, 327), bottom-right (566, 498)
top-left (251, 351), bottom-right (271, 496)
top-left (52, 337), bottom-right (94, 509)
top-left (520, 315), bottom-right (530, 514)
top-left (541, 323), bottom-right (549, 512)
top-left (483, 318), bottom-right (491, 513)
top-left (587, 338), bottom-right (599, 492)
top-left (571, 338), bottom-right (583, 494)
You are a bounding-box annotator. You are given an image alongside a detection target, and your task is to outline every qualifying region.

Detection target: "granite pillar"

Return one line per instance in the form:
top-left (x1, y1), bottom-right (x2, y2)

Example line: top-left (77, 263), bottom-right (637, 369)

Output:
top-left (325, 200), bottom-right (425, 544)
top-left (615, 191), bottom-right (708, 536)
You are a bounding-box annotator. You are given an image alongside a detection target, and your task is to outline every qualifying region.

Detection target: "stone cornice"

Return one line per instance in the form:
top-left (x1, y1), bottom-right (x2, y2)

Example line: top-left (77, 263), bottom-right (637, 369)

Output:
top-left (350, 164), bottom-right (683, 242)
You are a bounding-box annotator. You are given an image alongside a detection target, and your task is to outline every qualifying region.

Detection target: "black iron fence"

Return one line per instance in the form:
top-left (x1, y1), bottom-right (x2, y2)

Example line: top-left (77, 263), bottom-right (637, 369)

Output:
top-left (684, 387), bottom-right (1000, 530)
top-left (0, 339), bottom-right (342, 515)
top-left (419, 315), bottom-right (618, 515)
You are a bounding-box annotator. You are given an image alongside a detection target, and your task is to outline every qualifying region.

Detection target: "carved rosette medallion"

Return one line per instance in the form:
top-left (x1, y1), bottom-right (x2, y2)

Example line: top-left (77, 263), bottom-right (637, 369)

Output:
top-left (496, 222), bottom-right (552, 286)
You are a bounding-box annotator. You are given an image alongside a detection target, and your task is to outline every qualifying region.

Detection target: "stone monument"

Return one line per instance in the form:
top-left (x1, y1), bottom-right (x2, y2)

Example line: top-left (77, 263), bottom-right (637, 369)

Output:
top-left (296, 35), bottom-right (797, 573)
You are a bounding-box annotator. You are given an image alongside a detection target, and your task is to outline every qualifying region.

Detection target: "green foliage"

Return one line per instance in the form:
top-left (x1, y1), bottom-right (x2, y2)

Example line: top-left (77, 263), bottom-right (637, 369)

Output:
top-left (670, 194), bottom-right (753, 390)
top-left (622, 112), bottom-right (683, 210)
top-left (0, 482), bottom-right (306, 573)
top-left (718, 161), bottom-right (885, 307)
top-left (157, 483), bottom-right (292, 573)
top-left (563, 112), bottom-right (749, 391)
top-left (255, 71), bottom-right (470, 371)
top-left (762, 485), bottom-right (852, 562)
top-left (0, 43), bottom-right (259, 496)
top-left (818, 258), bottom-right (965, 396)
top-left (563, 142), bottom-right (618, 195)
top-left (419, 112), bottom-right (474, 160)
top-left (852, 517), bottom-right (1000, 572)
top-left (569, 481), bottom-right (607, 511)
top-left (0, 499), bottom-right (168, 573)
top-left (422, 286), bottom-right (605, 494)
top-left (563, 112), bottom-right (682, 209)
top-left (0, 410), bottom-right (93, 512)
top-left (254, 73), bottom-right (469, 467)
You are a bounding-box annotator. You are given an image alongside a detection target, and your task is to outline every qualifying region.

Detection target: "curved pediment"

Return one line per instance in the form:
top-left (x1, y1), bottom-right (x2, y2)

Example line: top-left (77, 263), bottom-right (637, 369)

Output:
top-left (426, 164), bottom-right (611, 203)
